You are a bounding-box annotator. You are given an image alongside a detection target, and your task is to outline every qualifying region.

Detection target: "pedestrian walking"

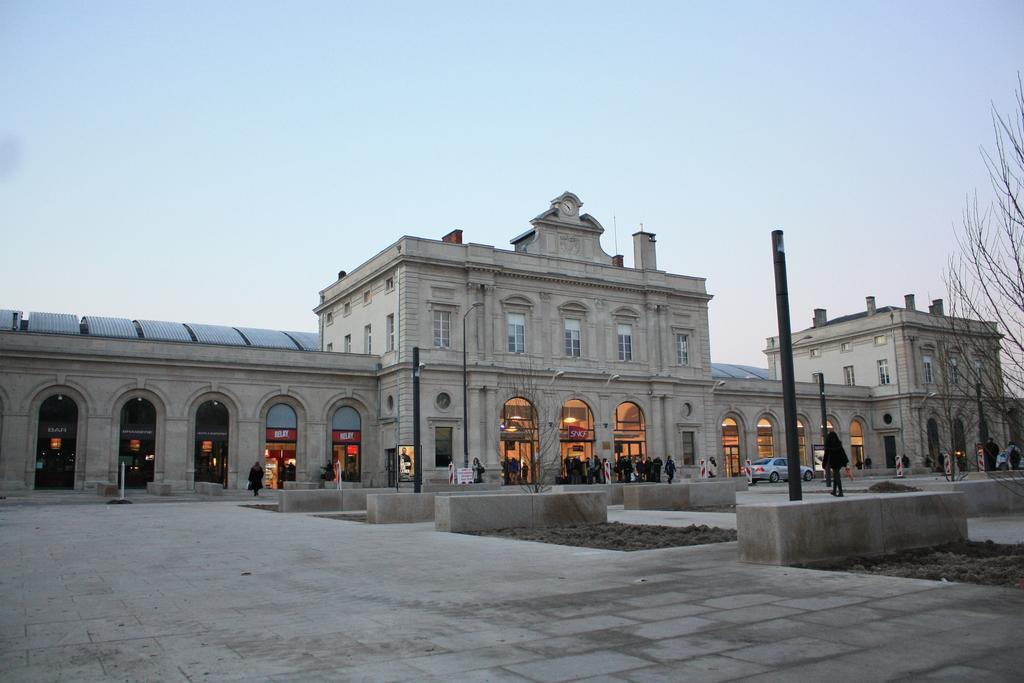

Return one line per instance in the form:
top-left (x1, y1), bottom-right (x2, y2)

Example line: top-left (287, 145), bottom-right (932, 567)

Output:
top-left (664, 456), bottom-right (677, 484)
top-left (248, 461), bottom-right (264, 497)
top-left (823, 432), bottom-right (848, 497)
top-left (984, 438), bottom-right (1000, 472)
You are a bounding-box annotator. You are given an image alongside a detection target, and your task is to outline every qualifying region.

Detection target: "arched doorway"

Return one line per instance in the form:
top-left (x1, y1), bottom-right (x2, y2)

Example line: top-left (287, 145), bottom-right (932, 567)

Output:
top-left (194, 400), bottom-right (229, 487)
top-left (796, 419), bottom-right (808, 466)
top-left (331, 406), bottom-right (362, 482)
top-left (756, 418), bottom-right (775, 459)
top-left (953, 418), bottom-right (967, 465)
top-left (265, 404), bottom-right (297, 489)
top-left (850, 419), bottom-right (866, 468)
top-left (927, 418), bottom-right (941, 469)
top-left (36, 394), bottom-right (78, 489)
top-left (559, 399), bottom-right (594, 483)
top-left (120, 398), bottom-right (156, 487)
top-left (721, 417), bottom-right (741, 477)
top-left (614, 402), bottom-right (646, 478)
top-left (500, 397), bottom-right (537, 484)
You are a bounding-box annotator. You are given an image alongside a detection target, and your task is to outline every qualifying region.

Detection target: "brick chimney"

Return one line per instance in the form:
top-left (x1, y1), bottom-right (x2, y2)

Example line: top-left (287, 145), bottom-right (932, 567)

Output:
top-left (632, 231), bottom-right (657, 270)
top-left (929, 298), bottom-right (944, 316)
top-left (813, 308), bottom-right (827, 328)
top-left (442, 229), bottom-right (463, 244)
top-left (866, 296), bottom-right (876, 315)
top-left (611, 254), bottom-right (624, 267)
top-left (904, 294), bottom-right (916, 311)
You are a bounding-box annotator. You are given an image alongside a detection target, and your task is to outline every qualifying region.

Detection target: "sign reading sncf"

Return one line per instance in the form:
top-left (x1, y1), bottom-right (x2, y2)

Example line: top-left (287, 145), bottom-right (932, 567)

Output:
top-left (564, 428), bottom-right (591, 440)
top-left (332, 430), bottom-right (361, 443)
top-left (265, 428), bottom-right (297, 442)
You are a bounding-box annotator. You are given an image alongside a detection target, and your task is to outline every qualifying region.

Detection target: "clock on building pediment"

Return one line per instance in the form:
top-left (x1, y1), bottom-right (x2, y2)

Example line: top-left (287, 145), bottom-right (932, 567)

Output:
top-left (551, 191), bottom-right (581, 219)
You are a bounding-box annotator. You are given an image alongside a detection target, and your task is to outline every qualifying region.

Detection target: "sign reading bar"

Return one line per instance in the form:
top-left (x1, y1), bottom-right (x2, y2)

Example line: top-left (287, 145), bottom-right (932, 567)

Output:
top-left (332, 430), bottom-right (361, 443)
top-left (38, 421), bottom-right (76, 438)
top-left (265, 428), bottom-right (297, 442)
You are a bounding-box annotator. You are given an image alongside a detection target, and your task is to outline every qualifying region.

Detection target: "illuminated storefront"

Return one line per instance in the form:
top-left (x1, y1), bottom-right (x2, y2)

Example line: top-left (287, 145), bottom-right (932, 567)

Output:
top-left (35, 394), bottom-right (78, 489)
top-left (613, 401), bottom-right (646, 468)
top-left (500, 397), bottom-right (537, 484)
top-left (721, 417), bottom-right (741, 477)
top-left (331, 406), bottom-right (361, 482)
top-left (194, 400), bottom-right (229, 487)
top-left (559, 399), bottom-right (594, 480)
top-left (264, 404), bottom-right (297, 489)
top-left (119, 397), bottom-right (156, 488)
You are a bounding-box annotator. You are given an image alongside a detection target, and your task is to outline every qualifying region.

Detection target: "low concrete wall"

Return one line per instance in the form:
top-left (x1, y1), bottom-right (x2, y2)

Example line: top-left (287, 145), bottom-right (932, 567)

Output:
top-left (367, 493), bottom-right (434, 523)
top-left (549, 483), bottom-right (623, 505)
top-left (737, 491), bottom-right (966, 565)
top-left (623, 481), bottom-right (735, 510)
top-left (435, 491), bottom-right (607, 532)
top-left (194, 482), bottom-right (223, 496)
top-left (278, 487), bottom-right (397, 513)
top-left (283, 481), bottom-right (321, 490)
top-left (422, 482), bottom-right (502, 493)
top-left (146, 482), bottom-right (173, 496)
top-left (914, 479), bottom-right (1024, 515)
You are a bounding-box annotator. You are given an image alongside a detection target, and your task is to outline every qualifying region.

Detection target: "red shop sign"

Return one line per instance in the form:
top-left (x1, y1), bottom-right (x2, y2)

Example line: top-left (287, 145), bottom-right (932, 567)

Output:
top-left (265, 428), bottom-right (297, 442)
top-left (332, 430), bottom-right (361, 443)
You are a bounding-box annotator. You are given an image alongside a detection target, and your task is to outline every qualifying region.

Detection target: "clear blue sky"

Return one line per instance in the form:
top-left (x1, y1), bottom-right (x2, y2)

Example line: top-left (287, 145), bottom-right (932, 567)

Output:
top-left (2, 1), bottom-right (1021, 365)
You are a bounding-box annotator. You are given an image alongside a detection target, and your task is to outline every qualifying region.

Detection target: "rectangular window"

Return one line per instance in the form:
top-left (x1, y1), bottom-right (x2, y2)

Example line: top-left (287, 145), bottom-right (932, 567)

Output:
top-left (433, 310), bottom-right (451, 348)
top-left (326, 311), bottom-right (333, 325)
top-left (844, 365), bottom-right (855, 386)
top-left (343, 302), bottom-right (351, 316)
top-left (617, 324), bottom-right (633, 361)
top-left (810, 347), bottom-right (821, 358)
top-left (564, 319), bottom-right (581, 357)
top-left (385, 276), bottom-right (394, 291)
top-left (923, 355), bottom-right (934, 384)
top-left (676, 334), bottom-right (689, 366)
top-left (878, 359), bottom-right (890, 385)
top-left (682, 431), bottom-right (696, 466)
top-left (364, 325), bottom-right (372, 354)
top-left (874, 334), bottom-right (887, 345)
top-left (949, 357), bottom-right (960, 385)
top-left (363, 290), bottom-right (370, 305)
top-left (434, 426), bottom-right (453, 468)
top-left (343, 334), bottom-right (351, 353)
top-left (386, 314), bottom-right (395, 352)
top-left (841, 342), bottom-right (852, 353)
top-left (507, 313), bottom-right (525, 353)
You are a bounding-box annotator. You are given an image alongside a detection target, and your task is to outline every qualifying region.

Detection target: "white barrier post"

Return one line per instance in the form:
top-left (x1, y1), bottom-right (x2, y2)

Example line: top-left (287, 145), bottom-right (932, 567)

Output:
top-left (745, 459), bottom-right (753, 484)
top-left (603, 460), bottom-right (611, 485)
top-left (119, 462), bottom-right (126, 500)
top-left (944, 453), bottom-right (953, 478)
top-left (895, 456), bottom-right (904, 478)
top-left (699, 458), bottom-right (707, 480)
top-left (336, 461), bottom-right (342, 490)
top-left (976, 448), bottom-right (985, 473)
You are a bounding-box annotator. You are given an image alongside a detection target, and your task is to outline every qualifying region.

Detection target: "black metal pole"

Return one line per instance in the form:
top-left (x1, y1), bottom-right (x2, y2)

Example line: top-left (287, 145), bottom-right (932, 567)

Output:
top-left (463, 313), bottom-right (470, 469)
top-left (413, 346), bottom-right (422, 493)
top-left (977, 382), bottom-right (988, 443)
top-left (772, 230), bottom-right (802, 501)
top-left (818, 372), bottom-right (830, 487)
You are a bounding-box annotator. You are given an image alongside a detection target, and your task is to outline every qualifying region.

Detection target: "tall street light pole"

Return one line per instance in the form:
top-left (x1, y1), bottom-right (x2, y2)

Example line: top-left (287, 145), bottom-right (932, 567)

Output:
top-left (771, 230), bottom-right (802, 501)
top-left (463, 302), bottom-right (483, 469)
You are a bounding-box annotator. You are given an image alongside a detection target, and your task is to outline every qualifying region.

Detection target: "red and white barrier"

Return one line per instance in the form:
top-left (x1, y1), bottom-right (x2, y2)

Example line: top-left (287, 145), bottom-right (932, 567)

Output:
top-left (699, 458), bottom-right (707, 479)
top-left (895, 456), bottom-right (904, 478)
top-left (603, 460), bottom-right (611, 484)
top-left (448, 463), bottom-right (455, 485)
top-left (944, 454), bottom-right (953, 477)
top-left (745, 459), bottom-right (753, 484)
top-left (976, 449), bottom-right (985, 472)
top-left (845, 466), bottom-right (853, 481)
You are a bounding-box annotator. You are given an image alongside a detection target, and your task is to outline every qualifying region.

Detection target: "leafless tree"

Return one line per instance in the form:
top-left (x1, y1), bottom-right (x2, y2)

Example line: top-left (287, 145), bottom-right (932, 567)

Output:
top-left (945, 74), bottom-right (1024, 489)
top-left (495, 357), bottom-right (563, 493)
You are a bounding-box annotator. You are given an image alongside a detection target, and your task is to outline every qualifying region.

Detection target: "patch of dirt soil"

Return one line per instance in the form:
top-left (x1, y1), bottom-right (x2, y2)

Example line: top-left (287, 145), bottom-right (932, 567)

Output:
top-left (866, 482), bottom-right (921, 493)
top-left (462, 522), bottom-right (736, 552)
top-left (810, 540), bottom-right (1024, 589)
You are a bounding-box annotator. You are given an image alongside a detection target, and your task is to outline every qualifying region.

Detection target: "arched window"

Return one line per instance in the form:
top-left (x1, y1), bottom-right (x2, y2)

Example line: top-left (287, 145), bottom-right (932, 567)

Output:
top-left (953, 418), bottom-right (967, 460)
top-left (796, 419), bottom-right (808, 466)
top-left (927, 418), bottom-right (941, 468)
top-left (120, 398), bottom-right (156, 488)
top-left (850, 419), bottom-right (865, 468)
top-left (36, 394), bottom-right (78, 489)
top-left (614, 402), bottom-right (646, 478)
top-left (756, 418), bottom-right (774, 459)
top-left (501, 398), bottom-right (537, 484)
top-left (721, 417), bottom-right (741, 477)
top-left (195, 400), bottom-right (229, 487)
top-left (560, 399), bottom-right (595, 481)
top-left (265, 403), bottom-right (298, 489)
top-left (331, 407), bottom-right (362, 482)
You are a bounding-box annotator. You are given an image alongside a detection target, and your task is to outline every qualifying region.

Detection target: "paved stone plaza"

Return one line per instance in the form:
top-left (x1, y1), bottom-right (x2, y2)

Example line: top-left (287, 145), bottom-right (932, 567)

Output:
top-left (1, 488), bottom-right (1022, 682)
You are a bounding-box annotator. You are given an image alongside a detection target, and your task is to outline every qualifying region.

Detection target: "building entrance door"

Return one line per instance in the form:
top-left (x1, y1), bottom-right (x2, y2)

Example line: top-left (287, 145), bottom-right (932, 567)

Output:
top-left (883, 435), bottom-right (897, 468)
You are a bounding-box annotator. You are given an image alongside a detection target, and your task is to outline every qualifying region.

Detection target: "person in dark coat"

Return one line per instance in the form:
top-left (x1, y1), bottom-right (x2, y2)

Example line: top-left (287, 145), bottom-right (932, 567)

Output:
top-left (984, 438), bottom-right (1000, 472)
top-left (822, 432), bottom-right (848, 497)
top-left (664, 456), bottom-right (677, 484)
top-left (472, 457), bottom-right (485, 484)
top-left (248, 461), bottom-right (264, 497)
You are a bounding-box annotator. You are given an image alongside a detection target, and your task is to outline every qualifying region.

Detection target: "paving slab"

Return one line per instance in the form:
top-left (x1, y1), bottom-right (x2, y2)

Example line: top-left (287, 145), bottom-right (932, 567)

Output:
top-left (0, 492), bottom-right (1021, 682)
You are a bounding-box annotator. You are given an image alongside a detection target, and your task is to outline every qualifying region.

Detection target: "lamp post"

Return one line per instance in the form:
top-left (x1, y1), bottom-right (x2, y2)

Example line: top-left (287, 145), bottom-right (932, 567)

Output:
top-left (462, 302), bottom-right (483, 469)
top-left (771, 230), bottom-right (802, 501)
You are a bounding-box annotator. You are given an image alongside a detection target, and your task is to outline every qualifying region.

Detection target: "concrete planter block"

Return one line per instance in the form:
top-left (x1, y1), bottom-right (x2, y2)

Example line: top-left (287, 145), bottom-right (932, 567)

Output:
top-left (367, 493), bottom-right (435, 523)
top-left (737, 492), bottom-right (966, 565)
top-left (146, 482), bottom-right (173, 496)
top-left (279, 489), bottom-right (344, 513)
top-left (548, 484), bottom-right (623, 505)
top-left (283, 481), bottom-right (320, 490)
top-left (423, 482), bottom-right (502, 493)
top-left (436, 493), bottom-right (533, 532)
top-left (915, 479), bottom-right (1022, 515)
top-left (623, 482), bottom-right (735, 510)
top-left (194, 482), bottom-right (223, 496)
top-left (338, 487), bottom-right (398, 511)
top-left (96, 483), bottom-right (119, 497)
top-left (534, 491), bottom-right (608, 526)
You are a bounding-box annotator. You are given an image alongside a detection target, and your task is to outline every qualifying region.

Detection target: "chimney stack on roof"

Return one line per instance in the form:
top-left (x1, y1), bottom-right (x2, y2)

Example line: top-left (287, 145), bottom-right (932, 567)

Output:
top-left (929, 299), bottom-right (944, 316)
top-left (866, 296), bottom-right (876, 315)
top-left (632, 230), bottom-right (657, 270)
top-left (904, 294), bottom-right (916, 311)
top-left (442, 229), bottom-right (463, 244)
top-left (611, 254), bottom-right (624, 267)
top-left (813, 308), bottom-right (827, 328)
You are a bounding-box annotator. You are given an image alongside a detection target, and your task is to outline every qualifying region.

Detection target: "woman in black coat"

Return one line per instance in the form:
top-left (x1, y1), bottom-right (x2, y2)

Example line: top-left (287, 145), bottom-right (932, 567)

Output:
top-left (823, 432), bottom-right (848, 497)
top-left (248, 461), bottom-right (264, 497)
